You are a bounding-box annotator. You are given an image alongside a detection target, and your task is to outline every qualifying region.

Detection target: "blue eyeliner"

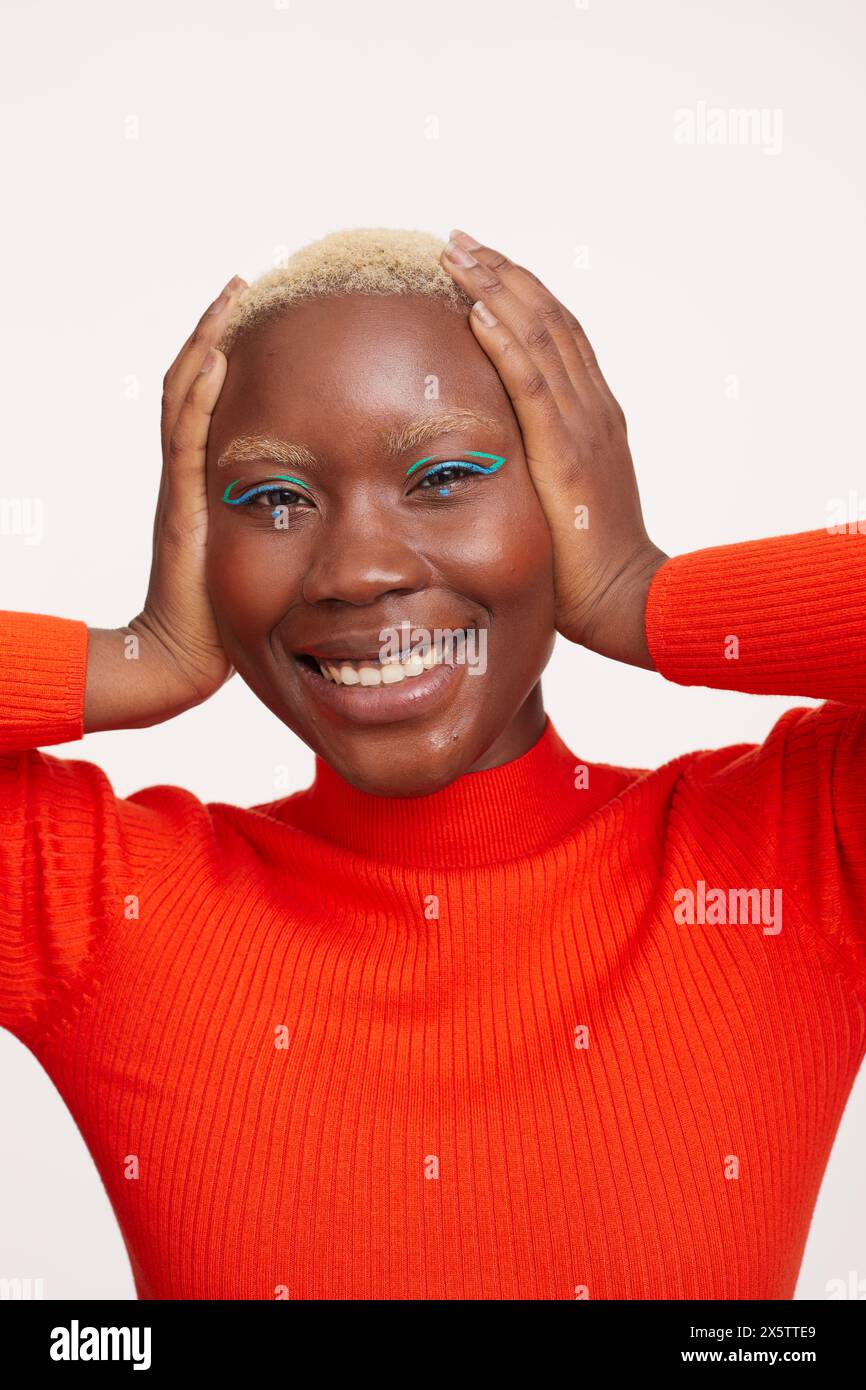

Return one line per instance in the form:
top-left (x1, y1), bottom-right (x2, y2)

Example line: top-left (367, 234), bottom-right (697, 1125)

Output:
top-left (404, 451), bottom-right (506, 479)
top-left (221, 475), bottom-right (312, 506)
top-left (405, 452), bottom-right (506, 497)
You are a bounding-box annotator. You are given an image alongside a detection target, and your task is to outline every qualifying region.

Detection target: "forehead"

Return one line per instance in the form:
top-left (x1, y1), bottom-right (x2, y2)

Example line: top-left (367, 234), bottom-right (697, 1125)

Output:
top-left (213, 293), bottom-right (515, 445)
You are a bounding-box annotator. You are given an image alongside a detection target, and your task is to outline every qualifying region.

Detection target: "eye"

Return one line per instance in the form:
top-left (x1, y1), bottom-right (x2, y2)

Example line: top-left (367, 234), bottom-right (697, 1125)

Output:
top-left (410, 454), bottom-right (506, 495)
top-left (243, 485), bottom-right (311, 511)
top-left (221, 476), bottom-right (314, 512)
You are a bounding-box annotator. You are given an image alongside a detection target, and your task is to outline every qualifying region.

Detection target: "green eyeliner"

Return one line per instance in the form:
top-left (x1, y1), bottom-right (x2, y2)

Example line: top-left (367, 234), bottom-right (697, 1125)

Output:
top-left (222, 475), bottom-right (312, 505)
top-left (404, 451), bottom-right (506, 478)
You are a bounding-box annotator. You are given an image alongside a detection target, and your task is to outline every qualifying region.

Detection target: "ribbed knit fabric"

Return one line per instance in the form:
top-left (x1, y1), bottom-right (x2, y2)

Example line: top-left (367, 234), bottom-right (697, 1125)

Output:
top-left (1, 525), bottom-right (865, 1300)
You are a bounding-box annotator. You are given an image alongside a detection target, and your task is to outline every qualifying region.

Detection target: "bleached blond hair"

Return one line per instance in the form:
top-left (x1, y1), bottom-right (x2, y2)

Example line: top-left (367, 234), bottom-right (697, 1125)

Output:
top-left (216, 227), bottom-right (475, 354)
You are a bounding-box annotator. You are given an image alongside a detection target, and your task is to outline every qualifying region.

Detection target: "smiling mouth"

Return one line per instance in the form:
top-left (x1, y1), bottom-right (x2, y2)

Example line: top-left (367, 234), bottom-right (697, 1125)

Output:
top-left (296, 629), bottom-right (471, 687)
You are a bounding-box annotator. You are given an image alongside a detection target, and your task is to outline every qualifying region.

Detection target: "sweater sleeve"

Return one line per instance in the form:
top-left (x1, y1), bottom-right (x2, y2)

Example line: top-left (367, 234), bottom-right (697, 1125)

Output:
top-left (643, 527), bottom-right (866, 706)
top-left (0, 611), bottom-right (194, 1049)
top-left (644, 526), bottom-right (866, 985)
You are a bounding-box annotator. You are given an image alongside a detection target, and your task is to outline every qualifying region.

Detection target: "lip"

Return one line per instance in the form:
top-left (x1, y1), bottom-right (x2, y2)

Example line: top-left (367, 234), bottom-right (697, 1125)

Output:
top-left (290, 648), bottom-right (468, 726)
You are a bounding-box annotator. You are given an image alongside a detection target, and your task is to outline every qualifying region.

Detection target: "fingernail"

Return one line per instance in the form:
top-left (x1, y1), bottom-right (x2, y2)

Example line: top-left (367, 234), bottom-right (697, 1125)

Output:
top-left (472, 299), bottom-right (497, 327)
top-left (208, 276), bottom-right (243, 313)
top-left (199, 347), bottom-right (217, 373)
top-left (450, 228), bottom-right (482, 250)
top-left (444, 239), bottom-right (477, 267)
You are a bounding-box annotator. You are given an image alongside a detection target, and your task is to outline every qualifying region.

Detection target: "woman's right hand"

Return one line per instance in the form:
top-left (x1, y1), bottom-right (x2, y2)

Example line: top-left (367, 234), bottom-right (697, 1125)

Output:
top-left (84, 276), bottom-right (248, 733)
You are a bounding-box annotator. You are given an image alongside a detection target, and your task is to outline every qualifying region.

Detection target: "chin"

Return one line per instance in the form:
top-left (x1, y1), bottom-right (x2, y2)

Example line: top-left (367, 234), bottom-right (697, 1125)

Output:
top-left (312, 724), bottom-right (483, 798)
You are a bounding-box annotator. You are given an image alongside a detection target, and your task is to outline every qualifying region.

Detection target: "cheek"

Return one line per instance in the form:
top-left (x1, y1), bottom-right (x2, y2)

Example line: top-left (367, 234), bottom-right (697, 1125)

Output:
top-left (205, 513), bottom-right (304, 642)
top-left (436, 472), bottom-right (554, 609)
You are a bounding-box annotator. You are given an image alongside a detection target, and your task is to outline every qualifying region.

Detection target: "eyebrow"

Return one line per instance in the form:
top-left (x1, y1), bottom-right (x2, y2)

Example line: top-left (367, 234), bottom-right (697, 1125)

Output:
top-left (384, 408), bottom-right (501, 457)
top-left (216, 435), bottom-right (317, 470)
top-left (215, 409), bottom-right (501, 471)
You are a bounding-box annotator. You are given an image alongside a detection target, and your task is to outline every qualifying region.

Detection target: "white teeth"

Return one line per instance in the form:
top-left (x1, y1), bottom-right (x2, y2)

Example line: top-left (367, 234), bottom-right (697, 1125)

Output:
top-left (380, 663), bottom-right (406, 685)
top-left (314, 632), bottom-right (466, 686)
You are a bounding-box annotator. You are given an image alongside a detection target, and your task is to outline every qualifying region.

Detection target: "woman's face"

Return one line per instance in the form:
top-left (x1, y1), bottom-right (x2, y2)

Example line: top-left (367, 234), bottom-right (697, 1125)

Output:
top-left (206, 292), bottom-right (556, 795)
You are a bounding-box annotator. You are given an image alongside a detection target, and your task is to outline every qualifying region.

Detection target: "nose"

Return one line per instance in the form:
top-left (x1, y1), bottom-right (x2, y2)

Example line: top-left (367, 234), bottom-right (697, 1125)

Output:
top-left (300, 505), bottom-right (432, 606)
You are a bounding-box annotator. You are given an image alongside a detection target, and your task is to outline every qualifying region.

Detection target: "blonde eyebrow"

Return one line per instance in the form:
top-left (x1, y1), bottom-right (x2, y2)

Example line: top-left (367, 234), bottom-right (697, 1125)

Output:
top-left (384, 408), bottom-right (500, 457)
top-left (216, 410), bottom-right (501, 472)
top-left (216, 434), bottom-right (318, 470)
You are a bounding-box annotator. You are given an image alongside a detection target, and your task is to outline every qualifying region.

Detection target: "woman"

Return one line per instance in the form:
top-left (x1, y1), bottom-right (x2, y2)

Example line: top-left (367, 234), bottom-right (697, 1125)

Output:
top-left (2, 227), bottom-right (864, 1300)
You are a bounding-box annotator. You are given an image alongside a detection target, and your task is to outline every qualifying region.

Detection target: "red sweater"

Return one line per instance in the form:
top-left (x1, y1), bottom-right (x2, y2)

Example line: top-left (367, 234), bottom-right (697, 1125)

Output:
top-left (1, 527), bottom-right (865, 1301)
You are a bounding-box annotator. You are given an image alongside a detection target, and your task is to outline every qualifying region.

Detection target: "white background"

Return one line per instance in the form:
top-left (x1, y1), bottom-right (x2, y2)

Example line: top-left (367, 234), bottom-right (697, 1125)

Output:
top-left (1, 0), bottom-right (864, 1298)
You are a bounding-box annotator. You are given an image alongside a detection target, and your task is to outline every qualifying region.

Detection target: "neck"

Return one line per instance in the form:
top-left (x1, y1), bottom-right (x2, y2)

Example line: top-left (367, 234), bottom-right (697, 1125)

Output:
top-left (460, 685), bottom-right (547, 775)
top-left (278, 712), bottom-right (629, 868)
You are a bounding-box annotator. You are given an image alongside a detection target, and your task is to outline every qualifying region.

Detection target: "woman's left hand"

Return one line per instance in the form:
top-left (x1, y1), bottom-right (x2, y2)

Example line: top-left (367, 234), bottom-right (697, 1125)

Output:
top-left (440, 230), bottom-right (668, 670)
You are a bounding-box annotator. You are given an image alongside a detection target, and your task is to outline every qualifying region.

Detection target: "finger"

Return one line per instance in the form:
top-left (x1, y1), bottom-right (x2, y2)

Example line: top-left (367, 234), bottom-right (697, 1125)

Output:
top-left (466, 295), bottom-right (627, 518)
top-left (440, 234), bottom-right (579, 412)
top-left (463, 297), bottom-right (578, 477)
top-left (465, 296), bottom-right (608, 608)
top-left (448, 231), bottom-right (624, 425)
top-left (161, 276), bottom-right (247, 456)
top-left (555, 302), bottom-right (624, 420)
top-left (163, 347), bottom-right (228, 524)
top-left (507, 255), bottom-right (623, 420)
top-left (444, 231), bottom-right (601, 411)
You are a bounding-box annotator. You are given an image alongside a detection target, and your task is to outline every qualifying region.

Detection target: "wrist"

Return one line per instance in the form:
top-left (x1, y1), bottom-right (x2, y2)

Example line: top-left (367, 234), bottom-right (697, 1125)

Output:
top-left (84, 623), bottom-right (209, 733)
top-left (576, 544), bottom-right (669, 670)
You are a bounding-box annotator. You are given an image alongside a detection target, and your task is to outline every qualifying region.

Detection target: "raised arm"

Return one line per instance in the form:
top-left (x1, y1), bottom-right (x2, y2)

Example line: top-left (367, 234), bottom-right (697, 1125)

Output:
top-left (438, 228), bottom-right (865, 706)
top-left (0, 275), bottom-right (247, 1048)
top-left (439, 229), bottom-right (866, 987)
top-left (84, 275), bottom-right (247, 733)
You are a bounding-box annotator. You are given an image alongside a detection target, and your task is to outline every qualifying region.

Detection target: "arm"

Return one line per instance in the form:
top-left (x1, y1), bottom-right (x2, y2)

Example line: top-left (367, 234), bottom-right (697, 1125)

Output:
top-left (643, 525), bottom-right (866, 706)
top-left (437, 228), bottom-right (864, 706)
top-left (438, 228), bottom-right (669, 669)
top-left (84, 274), bottom-right (248, 733)
top-left (439, 232), bottom-right (865, 979)
top-left (0, 274), bottom-right (248, 1047)
top-left (0, 611), bottom-right (204, 1048)
top-left (0, 611), bottom-right (131, 1046)
top-left (642, 526), bottom-right (866, 983)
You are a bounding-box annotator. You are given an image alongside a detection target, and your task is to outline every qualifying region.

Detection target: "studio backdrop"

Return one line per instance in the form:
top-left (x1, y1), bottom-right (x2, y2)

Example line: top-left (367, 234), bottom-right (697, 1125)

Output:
top-left (1, 0), bottom-right (864, 1299)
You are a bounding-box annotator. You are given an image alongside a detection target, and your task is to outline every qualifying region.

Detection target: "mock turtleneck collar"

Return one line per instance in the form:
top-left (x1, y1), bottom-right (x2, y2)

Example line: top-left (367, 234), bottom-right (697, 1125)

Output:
top-left (278, 715), bottom-right (630, 868)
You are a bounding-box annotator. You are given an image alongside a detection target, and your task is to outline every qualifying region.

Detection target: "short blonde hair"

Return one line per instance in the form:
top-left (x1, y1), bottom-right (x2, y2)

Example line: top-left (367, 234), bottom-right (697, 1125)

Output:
top-left (217, 227), bottom-right (474, 354)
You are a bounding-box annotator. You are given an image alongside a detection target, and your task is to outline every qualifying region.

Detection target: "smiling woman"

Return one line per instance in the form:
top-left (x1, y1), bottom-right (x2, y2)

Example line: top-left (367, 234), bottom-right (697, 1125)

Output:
top-left (1, 226), bottom-right (865, 1302)
top-left (203, 232), bottom-right (557, 794)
